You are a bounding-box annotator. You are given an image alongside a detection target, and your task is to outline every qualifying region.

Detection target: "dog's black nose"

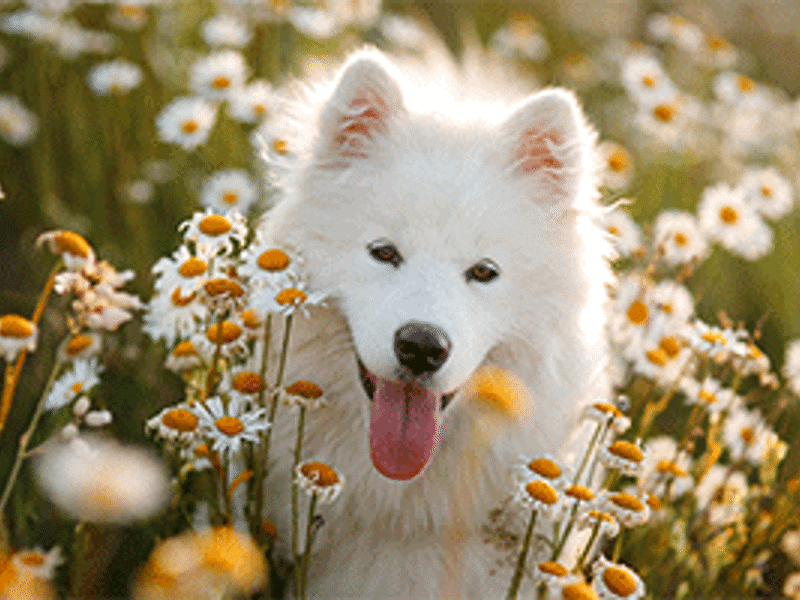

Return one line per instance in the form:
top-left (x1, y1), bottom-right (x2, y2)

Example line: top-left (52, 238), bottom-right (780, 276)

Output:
top-left (394, 322), bottom-right (451, 375)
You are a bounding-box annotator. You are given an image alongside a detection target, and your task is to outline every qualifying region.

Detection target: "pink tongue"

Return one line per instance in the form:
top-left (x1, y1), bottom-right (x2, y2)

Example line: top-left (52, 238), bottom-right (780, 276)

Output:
top-left (370, 377), bottom-right (441, 481)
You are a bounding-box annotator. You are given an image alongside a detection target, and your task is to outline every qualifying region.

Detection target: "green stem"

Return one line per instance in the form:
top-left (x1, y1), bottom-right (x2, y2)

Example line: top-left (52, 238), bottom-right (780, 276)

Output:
top-left (574, 419), bottom-right (606, 486)
top-left (506, 509), bottom-right (538, 600)
top-left (300, 492), bottom-right (318, 600)
top-left (551, 503), bottom-right (579, 561)
top-left (249, 313), bottom-right (273, 536)
top-left (0, 356), bottom-right (64, 516)
top-left (292, 404), bottom-right (307, 600)
top-left (262, 313), bottom-right (294, 469)
top-left (574, 519), bottom-right (602, 574)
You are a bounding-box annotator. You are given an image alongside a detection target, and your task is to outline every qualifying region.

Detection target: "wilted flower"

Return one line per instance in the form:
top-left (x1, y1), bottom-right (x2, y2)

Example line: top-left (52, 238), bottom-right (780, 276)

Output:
top-left (0, 314), bottom-right (37, 362)
top-left (295, 460), bottom-right (344, 504)
top-left (280, 380), bottom-right (326, 410)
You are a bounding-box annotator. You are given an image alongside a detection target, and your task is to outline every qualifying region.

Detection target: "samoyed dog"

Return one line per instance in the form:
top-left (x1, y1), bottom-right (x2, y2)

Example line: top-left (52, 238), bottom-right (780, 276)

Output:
top-left (256, 48), bottom-right (612, 599)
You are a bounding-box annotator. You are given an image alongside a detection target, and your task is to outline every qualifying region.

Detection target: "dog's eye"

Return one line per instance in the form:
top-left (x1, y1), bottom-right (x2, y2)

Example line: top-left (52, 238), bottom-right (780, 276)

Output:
top-left (368, 241), bottom-right (403, 267)
top-left (466, 259), bottom-right (500, 283)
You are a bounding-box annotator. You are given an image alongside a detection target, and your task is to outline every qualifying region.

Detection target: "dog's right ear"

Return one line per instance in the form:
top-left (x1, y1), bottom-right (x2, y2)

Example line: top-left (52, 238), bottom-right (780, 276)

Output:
top-left (315, 51), bottom-right (405, 168)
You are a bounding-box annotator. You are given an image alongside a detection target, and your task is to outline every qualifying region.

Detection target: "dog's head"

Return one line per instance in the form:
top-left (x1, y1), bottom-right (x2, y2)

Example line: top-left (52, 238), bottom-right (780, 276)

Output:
top-left (266, 50), bottom-right (606, 482)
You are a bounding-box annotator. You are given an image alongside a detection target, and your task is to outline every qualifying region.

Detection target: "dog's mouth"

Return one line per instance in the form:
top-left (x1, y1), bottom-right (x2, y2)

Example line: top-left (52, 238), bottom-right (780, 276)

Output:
top-left (357, 358), bottom-right (456, 482)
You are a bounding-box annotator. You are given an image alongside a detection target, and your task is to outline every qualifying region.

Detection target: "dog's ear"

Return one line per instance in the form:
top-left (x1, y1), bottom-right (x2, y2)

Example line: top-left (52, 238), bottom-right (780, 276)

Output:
top-left (499, 89), bottom-right (595, 204)
top-left (316, 51), bottom-right (405, 168)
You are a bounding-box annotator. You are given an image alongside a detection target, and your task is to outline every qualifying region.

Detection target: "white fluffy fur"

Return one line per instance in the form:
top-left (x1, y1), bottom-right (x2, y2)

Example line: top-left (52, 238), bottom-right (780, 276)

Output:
top-left (256, 49), bottom-right (613, 599)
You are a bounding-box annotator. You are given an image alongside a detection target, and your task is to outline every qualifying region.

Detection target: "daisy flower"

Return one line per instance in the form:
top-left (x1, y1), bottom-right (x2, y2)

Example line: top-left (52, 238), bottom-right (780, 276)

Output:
top-left (784, 339), bottom-right (800, 396)
top-left (610, 274), bottom-right (654, 359)
top-left (698, 182), bottom-right (769, 257)
top-left (513, 455), bottom-right (570, 491)
top-left (190, 50), bottom-right (248, 101)
top-left (228, 80), bottom-right (274, 123)
top-left (200, 169), bottom-right (258, 214)
top-left (648, 280), bottom-right (694, 330)
top-left (238, 239), bottom-right (299, 290)
top-left (513, 478), bottom-right (561, 516)
top-left (289, 7), bottom-right (340, 40)
top-left (490, 14), bottom-right (550, 62)
top-left (695, 465), bottom-right (748, 526)
top-left (603, 491), bottom-right (650, 527)
top-left (681, 375), bottom-right (735, 417)
top-left (380, 15), bottom-right (427, 52)
top-left (252, 281), bottom-right (326, 317)
top-left (645, 13), bottom-right (703, 51)
top-left (740, 167), bottom-right (793, 221)
top-left (279, 380), bottom-right (326, 410)
top-left (533, 561), bottom-right (576, 590)
top-left (10, 546), bottom-right (64, 581)
top-left (713, 72), bottom-right (769, 109)
top-left (592, 555), bottom-right (645, 600)
top-left (191, 319), bottom-right (248, 361)
top-left (147, 403), bottom-right (201, 443)
top-left (58, 332), bottom-right (102, 362)
top-left (578, 509), bottom-right (620, 540)
top-left (251, 111), bottom-right (302, 175)
top-left (0, 94), bottom-right (38, 146)
top-left (601, 207), bottom-right (641, 258)
top-left (630, 336), bottom-right (693, 385)
top-left (722, 404), bottom-right (771, 465)
top-left (143, 287), bottom-right (209, 348)
top-left (598, 440), bottom-right (645, 477)
top-left (164, 340), bottom-right (204, 373)
top-left (633, 95), bottom-right (703, 151)
top-left (295, 460), bottom-right (344, 504)
top-left (620, 54), bottom-right (677, 106)
top-left (86, 59), bottom-right (143, 95)
top-left (582, 401), bottom-right (631, 434)
top-left (638, 436), bottom-right (692, 499)
top-left (697, 33), bottom-right (738, 69)
top-left (193, 396), bottom-right (269, 459)
top-left (200, 14), bottom-right (252, 48)
top-left (687, 320), bottom-right (747, 359)
top-left (179, 209), bottom-right (248, 256)
top-left (44, 358), bottom-right (103, 411)
top-left (152, 244), bottom-right (213, 295)
top-left (34, 436), bottom-right (170, 524)
top-left (598, 142), bottom-right (634, 191)
top-left (0, 314), bottom-right (37, 362)
top-left (652, 210), bottom-right (708, 266)
top-left (156, 96), bottom-right (217, 151)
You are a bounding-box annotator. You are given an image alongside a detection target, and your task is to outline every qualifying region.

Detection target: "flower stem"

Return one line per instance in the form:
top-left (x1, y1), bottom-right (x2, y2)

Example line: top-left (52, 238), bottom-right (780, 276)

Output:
top-left (0, 259), bottom-right (61, 436)
top-left (0, 355), bottom-right (64, 516)
top-left (506, 509), bottom-right (538, 600)
top-left (300, 491), bottom-right (318, 600)
top-left (574, 419), bottom-right (606, 486)
top-left (292, 404), bottom-right (306, 600)
top-left (551, 503), bottom-right (579, 561)
top-left (574, 519), bottom-right (602, 574)
top-left (205, 312), bottom-right (225, 399)
top-left (262, 313), bottom-right (293, 469)
top-left (249, 313), bottom-right (272, 536)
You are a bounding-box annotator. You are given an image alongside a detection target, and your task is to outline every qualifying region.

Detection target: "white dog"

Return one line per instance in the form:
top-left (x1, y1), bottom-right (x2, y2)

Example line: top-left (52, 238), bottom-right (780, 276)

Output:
top-left (257, 48), bottom-right (612, 599)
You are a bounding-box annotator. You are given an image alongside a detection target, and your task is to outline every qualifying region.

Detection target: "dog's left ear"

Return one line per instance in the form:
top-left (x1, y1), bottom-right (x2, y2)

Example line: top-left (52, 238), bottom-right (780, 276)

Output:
top-left (316, 50), bottom-right (406, 168)
top-left (499, 89), bottom-right (595, 204)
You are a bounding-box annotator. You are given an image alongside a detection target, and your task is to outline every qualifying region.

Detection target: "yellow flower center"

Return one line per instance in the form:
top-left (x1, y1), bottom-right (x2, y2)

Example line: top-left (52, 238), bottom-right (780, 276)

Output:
top-left (240, 308), bottom-right (263, 329)
top-left (66, 334), bottom-right (93, 356)
top-left (0, 314), bottom-right (34, 338)
top-left (215, 415), bottom-right (244, 436)
top-left (171, 287), bottom-right (196, 307)
top-left (538, 561), bottom-right (569, 577)
top-left (527, 458), bottom-right (562, 479)
top-left (673, 232), bottom-right (688, 246)
top-left (162, 408), bottom-right (198, 433)
top-left (300, 461), bottom-right (340, 487)
top-left (52, 231), bottom-right (92, 258)
top-left (719, 206), bottom-right (738, 224)
top-left (626, 300), bottom-right (648, 325)
top-left (701, 331), bottom-right (727, 345)
top-left (646, 348), bottom-right (669, 367)
top-left (212, 76), bottom-right (231, 90)
top-left (646, 494), bottom-right (662, 510)
top-left (257, 249), bottom-right (291, 271)
top-left (19, 552), bottom-right (45, 566)
top-left (198, 214), bottom-right (233, 236)
top-left (206, 321), bottom-right (243, 344)
top-left (587, 509), bottom-right (616, 524)
top-left (699, 389), bottom-right (717, 404)
top-left (706, 35), bottom-right (729, 50)
top-left (275, 288), bottom-right (307, 306)
top-left (178, 257), bottom-right (208, 278)
top-left (641, 75), bottom-right (656, 88)
top-left (173, 341), bottom-right (198, 357)
top-left (562, 582), bottom-right (599, 600)
top-left (181, 120), bottom-right (198, 134)
top-left (204, 278), bottom-right (245, 298)
top-left (607, 147), bottom-right (631, 172)
top-left (70, 382), bottom-right (84, 395)
top-left (740, 427), bottom-right (754, 444)
top-left (659, 336), bottom-right (681, 358)
top-left (254, 104), bottom-right (266, 116)
top-left (747, 344), bottom-right (763, 360)
top-left (653, 104), bottom-right (675, 122)
top-left (607, 225), bottom-right (620, 236)
top-left (610, 492), bottom-right (645, 512)
top-left (565, 484), bottom-right (595, 502)
top-left (273, 139), bottom-right (289, 155)
top-left (602, 566), bottom-right (638, 597)
top-left (194, 442), bottom-right (210, 458)
top-left (608, 440), bottom-right (643, 462)
top-left (120, 4), bottom-right (145, 18)
top-left (760, 185), bottom-right (772, 198)
top-left (736, 75), bottom-right (754, 92)
top-left (233, 372), bottom-right (265, 394)
top-left (592, 402), bottom-right (622, 418)
top-left (222, 191), bottom-right (238, 205)
top-left (656, 460), bottom-right (687, 477)
top-left (524, 480), bottom-right (559, 505)
top-left (285, 380), bottom-right (324, 399)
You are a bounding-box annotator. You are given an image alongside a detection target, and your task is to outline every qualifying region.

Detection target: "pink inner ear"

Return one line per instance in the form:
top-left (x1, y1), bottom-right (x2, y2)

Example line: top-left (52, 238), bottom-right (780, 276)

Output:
top-left (333, 90), bottom-right (389, 159)
top-left (515, 128), bottom-right (563, 178)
